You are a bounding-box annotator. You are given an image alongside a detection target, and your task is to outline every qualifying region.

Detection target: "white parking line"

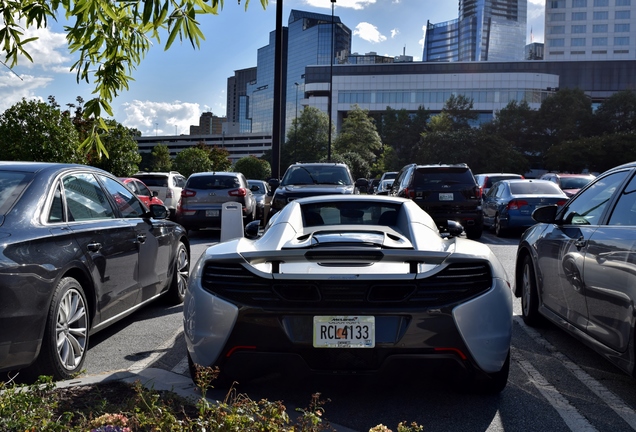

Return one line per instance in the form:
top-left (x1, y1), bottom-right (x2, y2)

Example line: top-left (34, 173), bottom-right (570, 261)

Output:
top-left (515, 316), bottom-right (636, 430)
top-left (512, 345), bottom-right (598, 431)
top-left (172, 356), bottom-right (190, 375)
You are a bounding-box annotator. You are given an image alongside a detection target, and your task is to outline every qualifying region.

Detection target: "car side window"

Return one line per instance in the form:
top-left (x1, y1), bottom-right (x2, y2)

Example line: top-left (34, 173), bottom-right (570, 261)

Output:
top-left (562, 170), bottom-right (629, 225)
top-left (99, 175), bottom-right (146, 218)
top-left (48, 183), bottom-right (66, 223)
top-left (136, 182), bottom-right (152, 197)
top-left (608, 172), bottom-right (636, 226)
top-left (63, 173), bottom-right (115, 221)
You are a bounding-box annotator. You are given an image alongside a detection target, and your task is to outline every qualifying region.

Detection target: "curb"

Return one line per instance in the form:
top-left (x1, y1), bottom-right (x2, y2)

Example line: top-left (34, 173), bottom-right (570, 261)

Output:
top-left (56, 368), bottom-right (358, 432)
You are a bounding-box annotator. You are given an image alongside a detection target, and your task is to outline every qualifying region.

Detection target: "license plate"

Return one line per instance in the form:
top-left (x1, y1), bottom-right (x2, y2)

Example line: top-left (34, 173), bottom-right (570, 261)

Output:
top-left (439, 193), bottom-right (453, 201)
top-left (205, 210), bottom-right (219, 217)
top-left (313, 316), bottom-right (375, 348)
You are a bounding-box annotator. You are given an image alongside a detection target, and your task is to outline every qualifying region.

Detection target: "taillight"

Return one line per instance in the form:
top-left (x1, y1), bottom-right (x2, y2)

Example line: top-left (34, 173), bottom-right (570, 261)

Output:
top-left (474, 186), bottom-right (482, 199)
top-left (557, 199), bottom-right (567, 206)
top-left (181, 189), bottom-right (196, 198)
top-left (166, 189), bottom-right (174, 198)
top-left (404, 187), bottom-right (415, 199)
top-left (229, 188), bottom-right (247, 197)
top-left (507, 199), bottom-right (528, 210)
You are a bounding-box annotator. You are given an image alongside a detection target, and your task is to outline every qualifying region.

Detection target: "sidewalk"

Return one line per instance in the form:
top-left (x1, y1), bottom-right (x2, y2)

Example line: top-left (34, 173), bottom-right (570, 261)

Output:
top-left (55, 368), bottom-right (357, 432)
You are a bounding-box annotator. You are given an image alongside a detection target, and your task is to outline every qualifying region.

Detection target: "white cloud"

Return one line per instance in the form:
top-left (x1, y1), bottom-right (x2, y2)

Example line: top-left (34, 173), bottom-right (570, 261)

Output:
top-left (528, 0), bottom-right (545, 5)
top-left (121, 100), bottom-right (203, 136)
top-left (0, 72), bottom-right (52, 112)
top-left (16, 25), bottom-right (72, 70)
top-left (391, 28), bottom-right (399, 39)
top-left (353, 22), bottom-right (387, 43)
top-left (303, 0), bottom-right (376, 10)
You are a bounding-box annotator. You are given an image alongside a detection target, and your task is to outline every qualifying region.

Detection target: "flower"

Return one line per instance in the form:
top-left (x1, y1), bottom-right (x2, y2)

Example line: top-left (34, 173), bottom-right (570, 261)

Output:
top-left (90, 413), bottom-right (131, 432)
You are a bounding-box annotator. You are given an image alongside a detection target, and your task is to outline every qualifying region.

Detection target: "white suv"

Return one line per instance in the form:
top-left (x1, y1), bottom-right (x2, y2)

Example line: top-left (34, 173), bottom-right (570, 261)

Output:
top-left (132, 171), bottom-right (186, 218)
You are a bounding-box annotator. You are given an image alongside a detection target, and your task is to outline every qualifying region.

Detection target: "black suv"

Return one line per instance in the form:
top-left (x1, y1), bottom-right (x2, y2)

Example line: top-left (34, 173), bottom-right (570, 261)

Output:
top-left (269, 162), bottom-right (357, 215)
top-left (389, 163), bottom-right (483, 239)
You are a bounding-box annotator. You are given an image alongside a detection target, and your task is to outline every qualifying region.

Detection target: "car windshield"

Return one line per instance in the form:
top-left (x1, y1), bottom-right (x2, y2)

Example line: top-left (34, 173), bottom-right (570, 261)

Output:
top-left (560, 177), bottom-right (593, 189)
top-left (509, 182), bottom-right (562, 195)
top-left (188, 176), bottom-right (240, 190)
top-left (248, 181), bottom-right (266, 194)
top-left (0, 171), bottom-right (33, 215)
top-left (301, 201), bottom-right (401, 227)
top-left (282, 166), bottom-right (352, 186)
top-left (135, 176), bottom-right (168, 187)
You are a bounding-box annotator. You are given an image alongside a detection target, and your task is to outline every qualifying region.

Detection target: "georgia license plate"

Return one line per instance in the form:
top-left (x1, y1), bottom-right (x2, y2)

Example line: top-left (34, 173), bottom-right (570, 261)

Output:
top-left (313, 316), bottom-right (375, 348)
top-left (439, 193), bottom-right (454, 201)
top-left (205, 210), bottom-right (219, 217)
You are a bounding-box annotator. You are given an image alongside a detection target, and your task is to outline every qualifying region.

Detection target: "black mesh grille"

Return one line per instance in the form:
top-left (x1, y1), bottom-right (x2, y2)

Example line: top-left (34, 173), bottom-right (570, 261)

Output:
top-left (201, 262), bottom-right (492, 308)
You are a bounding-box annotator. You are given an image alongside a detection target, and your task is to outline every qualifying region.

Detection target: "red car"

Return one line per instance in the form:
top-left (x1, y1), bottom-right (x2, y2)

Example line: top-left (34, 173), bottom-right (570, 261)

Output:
top-left (120, 177), bottom-right (165, 208)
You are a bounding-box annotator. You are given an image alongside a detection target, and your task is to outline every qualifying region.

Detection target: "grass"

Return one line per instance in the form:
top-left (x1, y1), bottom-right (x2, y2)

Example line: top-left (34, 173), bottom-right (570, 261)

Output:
top-left (0, 365), bottom-right (423, 432)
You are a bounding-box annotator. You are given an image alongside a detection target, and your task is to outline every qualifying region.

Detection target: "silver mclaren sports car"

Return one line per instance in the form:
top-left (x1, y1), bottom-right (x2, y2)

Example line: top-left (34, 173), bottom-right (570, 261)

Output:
top-left (184, 195), bottom-right (512, 393)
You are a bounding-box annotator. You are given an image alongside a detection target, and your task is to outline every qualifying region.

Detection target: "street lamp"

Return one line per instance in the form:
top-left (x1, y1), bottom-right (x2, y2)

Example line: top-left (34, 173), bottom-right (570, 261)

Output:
top-left (294, 82), bottom-right (300, 162)
top-left (327, 0), bottom-right (336, 162)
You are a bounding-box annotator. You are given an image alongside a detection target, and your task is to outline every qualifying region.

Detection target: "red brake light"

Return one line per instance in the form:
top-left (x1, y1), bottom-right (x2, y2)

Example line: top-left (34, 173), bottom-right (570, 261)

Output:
top-left (507, 199), bottom-right (528, 210)
top-left (474, 186), bottom-right (482, 199)
top-left (404, 187), bottom-right (415, 199)
top-left (556, 199), bottom-right (567, 206)
top-left (181, 189), bottom-right (196, 198)
top-left (229, 187), bottom-right (247, 197)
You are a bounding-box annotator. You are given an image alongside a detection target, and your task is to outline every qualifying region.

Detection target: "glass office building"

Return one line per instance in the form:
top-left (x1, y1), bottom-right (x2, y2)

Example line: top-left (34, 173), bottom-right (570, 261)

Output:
top-left (423, 0), bottom-right (527, 62)
top-left (247, 10), bottom-right (352, 136)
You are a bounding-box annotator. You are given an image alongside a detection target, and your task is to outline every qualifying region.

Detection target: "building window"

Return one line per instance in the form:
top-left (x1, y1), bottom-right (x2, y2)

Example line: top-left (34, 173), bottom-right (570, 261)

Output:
top-left (572, 38), bottom-right (586, 46)
top-left (549, 38), bottom-right (565, 47)
top-left (571, 50), bottom-right (586, 54)
top-left (573, 0), bottom-right (588, 6)
top-left (594, 0), bottom-right (609, 5)
top-left (550, 12), bottom-right (566, 21)
top-left (572, 25), bottom-right (587, 33)
top-left (614, 36), bottom-right (630, 45)
top-left (593, 24), bottom-right (608, 32)
top-left (549, 0), bottom-right (566, 7)
top-left (616, 0), bottom-right (631, 5)
top-left (550, 25), bottom-right (566, 34)
top-left (593, 37), bottom-right (608, 45)
top-left (615, 23), bottom-right (631, 32)
top-left (593, 11), bottom-right (609, 19)
top-left (572, 12), bottom-right (588, 20)
top-left (592, 50), bottom-right (608, 54)
top-left (549, 51), bottom-right (565, 55)
top-left (614, 49), bottom-right (630, 53)
top-left (616, 10), bottom-right (631, 19)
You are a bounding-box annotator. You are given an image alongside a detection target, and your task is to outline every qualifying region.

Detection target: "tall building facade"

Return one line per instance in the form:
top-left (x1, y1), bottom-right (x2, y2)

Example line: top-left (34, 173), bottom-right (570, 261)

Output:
top-left (246, 9), bottom-right (352, 136)
top-left (423, 0), bottom-right (527, 62)
top-left (189, 112), bottom-right (225, 135)
top-left (544, 0), bottom-right (635, 61)
top-left (226, 67), bottom-right (257, 134)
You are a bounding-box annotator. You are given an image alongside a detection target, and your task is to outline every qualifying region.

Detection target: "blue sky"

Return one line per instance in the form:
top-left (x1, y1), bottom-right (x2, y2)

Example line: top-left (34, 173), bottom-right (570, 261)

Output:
top-left (0, 0), bottom-right (546, 137)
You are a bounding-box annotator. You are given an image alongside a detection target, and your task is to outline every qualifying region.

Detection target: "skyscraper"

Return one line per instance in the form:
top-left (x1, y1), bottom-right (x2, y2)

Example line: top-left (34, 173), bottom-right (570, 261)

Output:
top-left (544, 0), bottom-right (635, 61)
top-left (423, 0), bottom-right (527, 62)
top-left (247, 9), bottom-right (352, 136)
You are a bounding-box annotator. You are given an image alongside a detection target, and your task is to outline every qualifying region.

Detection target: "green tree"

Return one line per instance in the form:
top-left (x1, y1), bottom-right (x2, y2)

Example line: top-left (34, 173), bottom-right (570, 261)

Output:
top-left (326, 152), bottom-right (370, 181)
top-left (209, 146), bottom-right (232, 171)
top-left (333, 105), bottom-right (382, 167)
top-left (89, 121), bottom-right (143, 176)
top-left (282, 106), bottom-right (330, 169)
top-left (546, 133), bottom-right (636, 173)
top-left (427, 112), bottom-right (454, 133)
top-left (1, 0), bottom-right (268, 157)
top-left (173, 147), bottom-right (213, 177)
top-left (150, 144), bottom-right (173, 171)
top-left (376, 106), bottom-right (430, 172)
top-left (594, 89), bottom-right (636, 134)
top-left (234, 156), bottom-right (271, 180)
top-left (0, 98), bottom-right (81, 163)
top-left (442, 94), bottom-right (478, 129)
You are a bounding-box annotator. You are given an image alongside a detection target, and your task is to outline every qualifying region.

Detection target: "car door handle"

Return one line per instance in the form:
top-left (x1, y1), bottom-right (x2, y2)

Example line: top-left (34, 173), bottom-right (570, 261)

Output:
top-left (574, 236), bottom-right (587, 249)
top-left (87, 242), bottom-right (102, 252)
top-left (136, 234), bottom-right (147, 244)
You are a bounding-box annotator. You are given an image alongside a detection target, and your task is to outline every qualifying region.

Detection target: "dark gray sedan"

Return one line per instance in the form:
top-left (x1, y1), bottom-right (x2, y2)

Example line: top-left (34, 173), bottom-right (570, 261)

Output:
top-left (516, 161), bottom-right (636, 377)
top-left (0, 162), bottom-right (190, 381)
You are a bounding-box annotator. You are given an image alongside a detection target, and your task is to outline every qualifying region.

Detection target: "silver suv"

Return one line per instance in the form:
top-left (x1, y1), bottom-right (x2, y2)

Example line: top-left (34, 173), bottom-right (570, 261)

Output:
top-left (132, 171), bottom-right (186, 218)
top-left (176, 172), bottom-right (256, 232)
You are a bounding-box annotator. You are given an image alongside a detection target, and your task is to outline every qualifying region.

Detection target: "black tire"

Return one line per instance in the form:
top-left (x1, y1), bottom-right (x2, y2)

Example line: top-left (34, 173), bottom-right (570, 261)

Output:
top-left (28, 277), bottom-right (89, 381)
top-left (473, 350), bottom-right (510, 394)
top-left (494, 215), bottom-right (506, 237)
top-left (165, 241), bottom-right (189, 305)
top-left (466, 224), bottom-right (483, 240)
top-left (521, 254), bottom-right (542, 326)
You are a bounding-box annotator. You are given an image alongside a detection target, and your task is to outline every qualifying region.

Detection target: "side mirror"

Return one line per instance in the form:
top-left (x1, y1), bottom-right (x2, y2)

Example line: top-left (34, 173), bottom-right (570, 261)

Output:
top-left (245, 220), bottom-right (261, 239)
top-left (148, 204), bottom-right (169, 220)
top-left (532, 205), bottom-right (559, 223)
top-left (447, 220), bottom-right (464, 237)
top-left (152, 190), bottom-right (159, 197)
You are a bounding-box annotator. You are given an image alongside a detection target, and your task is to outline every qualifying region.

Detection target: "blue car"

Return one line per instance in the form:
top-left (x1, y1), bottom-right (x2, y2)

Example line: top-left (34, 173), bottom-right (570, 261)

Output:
top-left (482, 179), bottom-right (568, 237)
